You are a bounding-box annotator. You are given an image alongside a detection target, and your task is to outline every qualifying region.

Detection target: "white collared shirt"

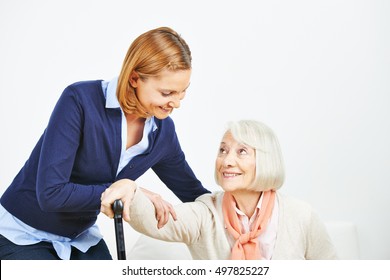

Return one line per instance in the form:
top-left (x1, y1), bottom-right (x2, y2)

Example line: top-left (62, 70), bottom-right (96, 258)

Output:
top-left (102, 77), bottom-right (157, 175)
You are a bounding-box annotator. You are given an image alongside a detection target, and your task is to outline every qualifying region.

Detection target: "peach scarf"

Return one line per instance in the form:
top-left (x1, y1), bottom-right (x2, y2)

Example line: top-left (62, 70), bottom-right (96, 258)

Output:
top-left (222, 190), bottom-right (276, 260)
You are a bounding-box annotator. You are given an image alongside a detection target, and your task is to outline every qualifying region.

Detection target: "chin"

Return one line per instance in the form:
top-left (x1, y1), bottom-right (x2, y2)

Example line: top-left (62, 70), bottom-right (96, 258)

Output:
top-left (154, 110), bottom-right (172, 119)
top-left (155, 114), bottom-right (170, 120)
top-left (220, 184), bottom-right (241, 193)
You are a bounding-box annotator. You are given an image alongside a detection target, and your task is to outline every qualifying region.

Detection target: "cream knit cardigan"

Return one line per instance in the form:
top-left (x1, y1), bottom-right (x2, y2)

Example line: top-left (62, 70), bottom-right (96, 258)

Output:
top-left (128, 190), bottom-right (338, 260)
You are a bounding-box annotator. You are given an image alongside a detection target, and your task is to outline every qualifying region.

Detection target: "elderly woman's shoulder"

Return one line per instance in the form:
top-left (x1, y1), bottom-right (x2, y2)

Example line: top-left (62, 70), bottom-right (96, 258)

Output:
top-left (195, 191), bottom-right (224, 202)
top-left (276, 191), bottom-right (316, 216)
top-left (194, 191), bottom-right (225, 210)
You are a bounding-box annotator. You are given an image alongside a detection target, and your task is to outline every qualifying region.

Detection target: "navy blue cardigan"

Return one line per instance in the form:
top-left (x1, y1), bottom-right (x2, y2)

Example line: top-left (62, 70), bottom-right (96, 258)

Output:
top-left (1, 80), bottom-right (209, 238)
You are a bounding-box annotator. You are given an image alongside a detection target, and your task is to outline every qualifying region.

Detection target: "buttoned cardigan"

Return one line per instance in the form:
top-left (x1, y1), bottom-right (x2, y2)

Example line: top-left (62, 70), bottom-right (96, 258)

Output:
top-left (0, 80), bottom-right (208, 238)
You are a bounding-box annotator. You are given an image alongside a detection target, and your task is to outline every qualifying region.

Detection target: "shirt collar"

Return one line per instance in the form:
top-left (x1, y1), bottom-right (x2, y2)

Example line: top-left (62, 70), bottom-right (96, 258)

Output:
top-left (146, 116), bottom-right (158, 132)
top-left (105, 77), bottom-right (120, 109)
top-left (103, 77), bottom-right (158, 132)
top-left (235, 193), bottom-right (264, 219)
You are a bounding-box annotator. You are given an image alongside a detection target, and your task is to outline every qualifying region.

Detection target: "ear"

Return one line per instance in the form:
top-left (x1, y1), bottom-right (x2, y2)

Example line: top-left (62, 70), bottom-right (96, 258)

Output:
top-left (129, 71), bottom-right (139, 88)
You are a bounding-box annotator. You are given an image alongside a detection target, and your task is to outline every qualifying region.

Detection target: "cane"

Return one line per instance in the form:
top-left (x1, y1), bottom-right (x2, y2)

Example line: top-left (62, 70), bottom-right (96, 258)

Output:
top-left (113, 199), bottom-right (126, 260)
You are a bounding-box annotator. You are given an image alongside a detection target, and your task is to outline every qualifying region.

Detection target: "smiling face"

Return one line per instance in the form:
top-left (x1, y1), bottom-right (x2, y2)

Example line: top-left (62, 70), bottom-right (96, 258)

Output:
top-left (215, 131), bottom-right (257, 193)
top-left (130, 69), bottom-right (191, 119)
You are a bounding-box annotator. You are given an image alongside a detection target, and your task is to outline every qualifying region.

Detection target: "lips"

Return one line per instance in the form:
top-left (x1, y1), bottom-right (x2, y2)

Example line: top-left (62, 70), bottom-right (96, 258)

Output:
top-left (222, 172), bottom-right (242, 178)
top-left (159, 106), bottom-right (172, 113)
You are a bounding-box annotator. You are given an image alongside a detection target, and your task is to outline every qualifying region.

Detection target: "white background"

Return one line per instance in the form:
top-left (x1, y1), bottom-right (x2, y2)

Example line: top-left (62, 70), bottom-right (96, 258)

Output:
top-left (0, 0), bottom-right (389, 260)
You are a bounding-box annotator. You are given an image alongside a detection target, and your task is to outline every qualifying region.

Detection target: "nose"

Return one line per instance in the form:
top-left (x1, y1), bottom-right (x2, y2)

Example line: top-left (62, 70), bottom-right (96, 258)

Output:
top-left (222, 151), bottom-right (236, 167)
top-left (168, 92), bottom-right (185, 109)
top-left (168, 99), bottom-right (180, 109)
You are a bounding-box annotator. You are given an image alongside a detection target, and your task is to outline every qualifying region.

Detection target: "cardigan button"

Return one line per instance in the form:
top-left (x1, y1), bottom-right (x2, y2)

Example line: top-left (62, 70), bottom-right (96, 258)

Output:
top-left (129, 165), bottom-right (134, 169)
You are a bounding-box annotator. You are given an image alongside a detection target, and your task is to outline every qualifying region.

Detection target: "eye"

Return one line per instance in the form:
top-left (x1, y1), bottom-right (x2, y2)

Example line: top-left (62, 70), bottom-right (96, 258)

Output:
top-left (161, 91), bottom-right (172, 97)
top-left (238, 148), bottom-right (248, 155)
top-left (219, 147), bottom-right (227, 154)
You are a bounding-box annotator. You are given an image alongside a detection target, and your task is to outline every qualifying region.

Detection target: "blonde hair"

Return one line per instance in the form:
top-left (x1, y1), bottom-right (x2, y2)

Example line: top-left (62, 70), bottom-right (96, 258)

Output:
top-left (215, 120), bottom-right (285, 191)
top-left (117, 27), bottom-right (192, 117)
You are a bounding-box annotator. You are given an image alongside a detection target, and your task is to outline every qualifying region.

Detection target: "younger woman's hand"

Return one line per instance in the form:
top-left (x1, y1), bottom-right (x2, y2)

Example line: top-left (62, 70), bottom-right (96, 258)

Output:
top-left (100, 179), bottom-right (137, 222)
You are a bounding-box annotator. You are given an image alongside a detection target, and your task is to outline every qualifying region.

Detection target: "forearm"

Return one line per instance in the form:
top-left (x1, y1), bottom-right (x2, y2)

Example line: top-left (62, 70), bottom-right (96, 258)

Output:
top-left (128, 189), bottom-right (175, 240)
top-left (153, 154), bottom-right (209, 203)
top-left (128, 189), bottom-right (202, 244)
top-left (37, 181), bottom-right (110, 212)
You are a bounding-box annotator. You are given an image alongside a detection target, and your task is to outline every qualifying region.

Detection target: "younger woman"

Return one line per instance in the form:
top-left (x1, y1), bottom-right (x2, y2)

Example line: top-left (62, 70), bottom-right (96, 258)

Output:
top-left (0, 27), bottom-right (209, 260)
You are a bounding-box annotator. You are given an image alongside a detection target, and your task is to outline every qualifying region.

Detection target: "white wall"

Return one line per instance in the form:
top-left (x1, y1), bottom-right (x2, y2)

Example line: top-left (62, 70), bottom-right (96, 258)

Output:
top-left (0, 0), bottom-right (389, 259)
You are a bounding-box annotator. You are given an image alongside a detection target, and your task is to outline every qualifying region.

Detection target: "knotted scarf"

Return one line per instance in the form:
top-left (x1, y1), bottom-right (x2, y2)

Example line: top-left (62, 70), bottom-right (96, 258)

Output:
top-left (222, 190), bottom-right (276, 260)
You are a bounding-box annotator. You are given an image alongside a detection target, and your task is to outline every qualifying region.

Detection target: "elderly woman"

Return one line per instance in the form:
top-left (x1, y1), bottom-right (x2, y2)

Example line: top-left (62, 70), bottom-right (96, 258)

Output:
top-left (101, 120), bottom-right (337, 260)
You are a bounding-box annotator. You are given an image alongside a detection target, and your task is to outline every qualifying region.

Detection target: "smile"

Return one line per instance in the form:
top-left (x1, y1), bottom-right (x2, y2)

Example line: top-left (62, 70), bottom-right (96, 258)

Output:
top-left (223, 172), bottom-right (242, 178)
top-left (159, 106), bottom-right (171, 113)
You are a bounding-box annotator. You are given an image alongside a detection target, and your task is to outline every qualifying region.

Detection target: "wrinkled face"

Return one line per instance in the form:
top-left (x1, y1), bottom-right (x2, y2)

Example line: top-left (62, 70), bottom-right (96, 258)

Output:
top-left (130, 69), bottom-right (191, 119)
top-left (215, 132), bottom-right (257, 192)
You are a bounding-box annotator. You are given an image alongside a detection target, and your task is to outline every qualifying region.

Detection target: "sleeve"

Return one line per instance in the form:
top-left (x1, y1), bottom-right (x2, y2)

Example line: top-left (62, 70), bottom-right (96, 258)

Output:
top-left (128, 189), bottom-right (210, 245)
top-left (305, 210), bottom-right (339, 260)
top-left (36, 85), bottom-right (110, 212)
top-left (152, 122), bottom-right (210, 202)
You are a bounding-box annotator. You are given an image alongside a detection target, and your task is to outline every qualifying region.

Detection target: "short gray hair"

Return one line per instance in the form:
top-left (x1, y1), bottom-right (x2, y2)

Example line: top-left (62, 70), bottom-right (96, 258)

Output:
top-left (215, 120), bottom-right (285, 191)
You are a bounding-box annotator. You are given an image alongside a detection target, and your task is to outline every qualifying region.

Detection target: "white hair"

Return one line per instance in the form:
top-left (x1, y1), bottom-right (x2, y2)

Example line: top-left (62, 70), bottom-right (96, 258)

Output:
top-left (215, 120), bottom-right (285, 191)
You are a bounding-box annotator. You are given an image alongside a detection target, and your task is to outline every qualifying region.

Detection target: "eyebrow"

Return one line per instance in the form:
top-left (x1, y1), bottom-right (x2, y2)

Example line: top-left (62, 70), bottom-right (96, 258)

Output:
top-left (220, 141), bottom-right (249, 148)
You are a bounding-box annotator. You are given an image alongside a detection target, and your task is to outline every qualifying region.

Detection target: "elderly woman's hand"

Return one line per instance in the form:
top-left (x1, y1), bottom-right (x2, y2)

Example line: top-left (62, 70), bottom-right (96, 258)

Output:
top-left (139, 187), bottom-right (177, 229)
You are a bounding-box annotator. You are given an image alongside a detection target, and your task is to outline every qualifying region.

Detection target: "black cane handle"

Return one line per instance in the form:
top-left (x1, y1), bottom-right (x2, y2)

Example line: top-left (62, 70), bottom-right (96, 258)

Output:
top-left (112, 199), bottom-right (126, 260)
